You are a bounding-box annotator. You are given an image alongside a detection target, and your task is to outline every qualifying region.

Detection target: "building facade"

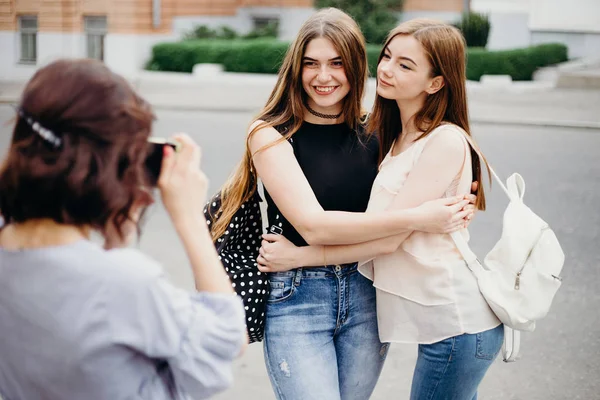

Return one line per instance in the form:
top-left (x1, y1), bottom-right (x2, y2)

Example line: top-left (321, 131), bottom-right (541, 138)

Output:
top-left (472, 0), bottom-right (600, 58)
top-left (1, 0), bottom-right (597, 81)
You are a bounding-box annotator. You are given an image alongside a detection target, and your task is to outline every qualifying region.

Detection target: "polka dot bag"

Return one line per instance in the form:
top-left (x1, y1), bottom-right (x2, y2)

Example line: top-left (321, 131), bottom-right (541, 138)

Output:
top-left (203, 179), bottom-right (276, 343)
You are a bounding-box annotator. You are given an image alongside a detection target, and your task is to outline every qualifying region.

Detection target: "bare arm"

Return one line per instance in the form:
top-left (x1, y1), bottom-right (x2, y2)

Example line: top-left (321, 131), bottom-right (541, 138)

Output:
top-left (258, 128), bottom-right (471, 270)
top-left (251, 123), bottom-right (469, 246)
top-left (159, 134), bottom-right (247, 353)
top-left (159, 135), bottom-right (235, 294)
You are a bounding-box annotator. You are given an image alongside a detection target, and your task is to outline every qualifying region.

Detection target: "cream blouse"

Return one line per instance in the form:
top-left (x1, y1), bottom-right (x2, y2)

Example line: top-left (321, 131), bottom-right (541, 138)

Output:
top-left (358, 124), bottom-right (500, 344)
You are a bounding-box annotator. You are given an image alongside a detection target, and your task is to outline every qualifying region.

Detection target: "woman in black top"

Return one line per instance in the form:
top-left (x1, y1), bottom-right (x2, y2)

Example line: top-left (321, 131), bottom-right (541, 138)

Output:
top-left (212, 8), bottom-right (473, 400)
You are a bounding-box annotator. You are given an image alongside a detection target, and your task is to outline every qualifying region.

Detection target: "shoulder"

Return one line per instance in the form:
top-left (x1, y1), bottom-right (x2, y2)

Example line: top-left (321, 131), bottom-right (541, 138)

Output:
top-left (425, 124), bottom-right (468, 154)
top-left (248, 119), bottom-right (289, 149)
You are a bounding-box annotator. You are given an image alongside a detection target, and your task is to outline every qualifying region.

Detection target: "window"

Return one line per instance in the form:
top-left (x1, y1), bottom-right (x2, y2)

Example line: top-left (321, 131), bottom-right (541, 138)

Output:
top-left (252, 16), bottom-right (279, 31)
top-left (85, 16), bottom-right (107, 61)
top-left (19, 16), bottom-right (37, 64)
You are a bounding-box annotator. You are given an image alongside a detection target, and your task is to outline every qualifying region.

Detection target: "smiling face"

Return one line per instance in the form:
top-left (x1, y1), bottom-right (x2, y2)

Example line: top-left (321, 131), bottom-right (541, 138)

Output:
top-left (301, 37), bottom-right (351, 115)
top-left (376, 34), bottom-right (444, 104)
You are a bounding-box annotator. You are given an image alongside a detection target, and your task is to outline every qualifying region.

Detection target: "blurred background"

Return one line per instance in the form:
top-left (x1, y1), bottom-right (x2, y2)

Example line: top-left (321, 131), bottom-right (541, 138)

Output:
top-left (0, 1), bottom-right (599, 399)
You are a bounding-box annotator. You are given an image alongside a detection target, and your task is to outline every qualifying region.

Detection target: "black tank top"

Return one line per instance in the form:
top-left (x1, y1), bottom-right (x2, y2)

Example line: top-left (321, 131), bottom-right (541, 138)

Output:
top-left (264, 121), bottom-right (379, 247)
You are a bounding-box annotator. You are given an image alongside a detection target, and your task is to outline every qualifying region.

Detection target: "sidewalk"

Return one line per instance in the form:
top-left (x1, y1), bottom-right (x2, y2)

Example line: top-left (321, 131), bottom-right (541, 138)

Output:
top-left (1, 70), bottom-right (599, 129)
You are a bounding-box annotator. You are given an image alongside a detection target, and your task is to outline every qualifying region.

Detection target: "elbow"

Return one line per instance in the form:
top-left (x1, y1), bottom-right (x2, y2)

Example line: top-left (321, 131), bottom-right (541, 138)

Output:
top-left (300, 226), bottom-right (332, 246)
top-left (295, 218), bottom-right (327, 245)
top-left (302, 229), bottom-right (323, 246)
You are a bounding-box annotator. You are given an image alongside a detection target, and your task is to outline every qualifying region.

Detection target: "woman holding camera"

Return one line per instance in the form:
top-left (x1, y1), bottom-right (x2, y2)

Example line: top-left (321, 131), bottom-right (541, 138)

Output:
top-left (0, 59), bottom-right (246, 399)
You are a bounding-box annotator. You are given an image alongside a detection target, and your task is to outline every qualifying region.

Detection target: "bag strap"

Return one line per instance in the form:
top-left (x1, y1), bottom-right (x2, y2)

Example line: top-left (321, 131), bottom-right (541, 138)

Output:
top-left (256, 179), bottom-right (270, 235)
top-left (503, 325), bottom-right (521, 362)
top-left (454, 130), bottom-right (522, 202)
top-left (449, 130), bottom-right (522, 363)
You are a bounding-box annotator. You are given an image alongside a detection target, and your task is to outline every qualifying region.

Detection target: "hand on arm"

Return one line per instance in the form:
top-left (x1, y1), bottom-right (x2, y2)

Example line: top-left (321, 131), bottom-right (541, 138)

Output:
top-left (257, 128), bottom-right (473, 268)
top-left (250, 123), bottom-right (473, 246)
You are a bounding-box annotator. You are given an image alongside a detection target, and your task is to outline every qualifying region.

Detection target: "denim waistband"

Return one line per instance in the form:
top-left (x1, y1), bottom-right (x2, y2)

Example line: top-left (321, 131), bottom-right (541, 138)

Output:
top-left (269, 263), bottom-right (358, 279)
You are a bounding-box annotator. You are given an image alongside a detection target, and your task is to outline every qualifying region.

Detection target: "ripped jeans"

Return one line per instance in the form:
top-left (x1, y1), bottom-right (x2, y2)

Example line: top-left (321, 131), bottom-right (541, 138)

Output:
top-left (263, 264), bottom-right (388, 400)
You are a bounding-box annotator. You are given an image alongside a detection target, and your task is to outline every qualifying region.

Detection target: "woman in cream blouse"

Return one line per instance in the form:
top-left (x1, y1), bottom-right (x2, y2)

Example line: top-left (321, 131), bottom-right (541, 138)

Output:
top-left (257, 19), bottom-right (503, 400)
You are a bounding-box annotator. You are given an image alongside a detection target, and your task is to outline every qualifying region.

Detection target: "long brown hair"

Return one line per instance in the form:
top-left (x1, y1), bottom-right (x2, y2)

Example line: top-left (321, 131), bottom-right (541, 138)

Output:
top-left (212, 7), bottom-right (368, 240)
top-left (368, 19), bottom-right (490, 210)
top-left (0, 59), bottom-right (155, 240)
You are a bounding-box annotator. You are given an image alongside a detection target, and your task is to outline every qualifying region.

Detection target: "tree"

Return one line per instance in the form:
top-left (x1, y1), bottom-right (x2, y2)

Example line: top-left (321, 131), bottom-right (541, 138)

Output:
top-left (315, 0), bottom-right (404, 44)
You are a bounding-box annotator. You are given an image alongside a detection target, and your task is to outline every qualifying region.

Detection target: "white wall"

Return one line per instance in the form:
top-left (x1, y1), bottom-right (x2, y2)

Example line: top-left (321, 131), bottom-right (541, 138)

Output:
top-left (531, 31), bottom-right (600, 59)
top-left (104, 33), bottom-right (176, 77)
top-left (528, 0), bottom-right (600, 58)
top-left (529, 0), bottom-right (600, 33)
top-left (471, 0), bottom-right (531, 14)
top-left (471, 0), bottom-right (600, 58)
top-left (172, 6), bottom-right (315, 41)
top-left (400, 11), bottom-right (462, 24)
top-left (471, 0), bottom-right (531, 50)
top-left (0, 32), bottom-right (86, 82)
top-left (0, 30), bottom-right (177, 81)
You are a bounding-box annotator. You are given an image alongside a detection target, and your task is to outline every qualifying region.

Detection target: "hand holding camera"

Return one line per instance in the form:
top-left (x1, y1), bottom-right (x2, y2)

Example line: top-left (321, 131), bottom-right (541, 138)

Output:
top-left (151, 134), bottom-right (209, 229)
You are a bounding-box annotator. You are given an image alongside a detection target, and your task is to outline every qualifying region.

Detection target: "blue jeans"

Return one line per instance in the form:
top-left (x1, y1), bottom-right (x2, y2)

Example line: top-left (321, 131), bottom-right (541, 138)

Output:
top-left (410, 324), bottom-right (504, 400)
top-left (263, 264), bottom-right (388, 400)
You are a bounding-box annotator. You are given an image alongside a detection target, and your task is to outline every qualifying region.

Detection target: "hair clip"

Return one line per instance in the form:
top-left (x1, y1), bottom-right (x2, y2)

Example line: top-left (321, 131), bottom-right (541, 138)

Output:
top-left (15, 107), bottom-right (62, 148)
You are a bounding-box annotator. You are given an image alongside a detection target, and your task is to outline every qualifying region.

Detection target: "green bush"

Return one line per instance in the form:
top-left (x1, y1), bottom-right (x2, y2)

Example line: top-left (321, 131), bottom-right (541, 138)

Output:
top-left (184, 23), bottom-right (277, 41)
top-left (366, 44), bottom-right (382, 76)
top-left (149, 40), bottom-right (289, 74)
top-left (148, 40), bottom-right (568, 81)
top-left (221, 40), bottom-right (289, 73)
top-left (467, 43), bottom-right (568, 81)
top-left (184, 25), bottom-right (216, 40)
top-left (315, 0), bottom-right (404, 44)
top-left (217, 26), bottom-right (238, 40)
top-left (455, 12), bottom-right (491, 48)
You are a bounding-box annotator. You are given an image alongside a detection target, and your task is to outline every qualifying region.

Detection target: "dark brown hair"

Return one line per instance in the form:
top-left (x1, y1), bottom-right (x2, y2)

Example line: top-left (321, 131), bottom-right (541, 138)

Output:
top-left (0, 59), bottom-right (155, 239)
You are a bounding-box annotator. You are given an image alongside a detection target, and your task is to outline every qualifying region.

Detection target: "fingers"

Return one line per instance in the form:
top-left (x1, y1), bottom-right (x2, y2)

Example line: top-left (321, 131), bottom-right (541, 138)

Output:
top-left (452, 209), bottom-right (471, 223)
top-left (463, 193), bottom-right (477, 205)
top-left (157, 145), bottom-right (176, 189)
top-left (171, 133), bottom-right (196, 159)
top-left (450, 199), bottom-right (470, 214)
top-left (440, 195), bottom-right (464, 206)
top-left (170, 134), bottom-right (199, 176)
top-left (470, 181), bottom-right (479, 194)
top-left (257, 256), bottom-right (272, 272)
top-left (262, 233), bottom-right (280, 242)
top-left (258, 246), bottom-right (269, 261)
top-left (444, 218), bottom-right (469, 233)
top-left (463, 204), bottom-right (476, 219)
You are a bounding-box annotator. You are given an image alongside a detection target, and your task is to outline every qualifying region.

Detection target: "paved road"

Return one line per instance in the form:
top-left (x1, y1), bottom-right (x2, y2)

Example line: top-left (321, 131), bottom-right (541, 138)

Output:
top-left (0, 105), bottom-right (598, 400)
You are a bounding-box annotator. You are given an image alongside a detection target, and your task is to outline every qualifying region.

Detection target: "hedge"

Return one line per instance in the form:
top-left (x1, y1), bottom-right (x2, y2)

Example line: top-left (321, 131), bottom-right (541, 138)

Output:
top-left (467, 43), bottom-right (568, 81)
top-left (147, 40), bottom-right (568, 81)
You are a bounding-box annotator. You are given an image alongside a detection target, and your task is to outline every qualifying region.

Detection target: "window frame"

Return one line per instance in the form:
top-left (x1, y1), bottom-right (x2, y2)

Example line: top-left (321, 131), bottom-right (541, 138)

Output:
top-left (18, 15), bottom-right (38, 64)
top-left (84, 16), bottom-right (108, 61)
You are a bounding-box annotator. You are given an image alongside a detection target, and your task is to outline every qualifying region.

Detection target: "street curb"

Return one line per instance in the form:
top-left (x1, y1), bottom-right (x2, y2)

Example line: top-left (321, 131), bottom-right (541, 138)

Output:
top-left (470, 117), bottom-right (600, 130)
top-left (2, 97), bottom-right (600, 131)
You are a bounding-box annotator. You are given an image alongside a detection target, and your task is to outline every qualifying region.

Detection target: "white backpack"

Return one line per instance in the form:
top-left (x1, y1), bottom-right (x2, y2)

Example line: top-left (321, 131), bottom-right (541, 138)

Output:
top-left (451, 135), bottom-right (565, 362)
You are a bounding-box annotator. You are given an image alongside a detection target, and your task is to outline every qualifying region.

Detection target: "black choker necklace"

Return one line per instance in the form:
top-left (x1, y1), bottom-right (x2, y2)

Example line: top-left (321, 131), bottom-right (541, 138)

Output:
top-left (305, 104), bottom-right (342, 120)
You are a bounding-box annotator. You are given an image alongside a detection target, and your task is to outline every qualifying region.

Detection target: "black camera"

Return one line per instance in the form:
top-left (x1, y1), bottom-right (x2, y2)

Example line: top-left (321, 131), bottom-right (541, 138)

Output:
top-left (145, 137), bottom-right (180, 186)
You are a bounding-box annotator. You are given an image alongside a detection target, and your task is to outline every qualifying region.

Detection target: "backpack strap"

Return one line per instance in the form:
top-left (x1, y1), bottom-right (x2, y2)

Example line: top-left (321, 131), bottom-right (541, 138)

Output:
top-left (256, 179), bottom-right (270, 236)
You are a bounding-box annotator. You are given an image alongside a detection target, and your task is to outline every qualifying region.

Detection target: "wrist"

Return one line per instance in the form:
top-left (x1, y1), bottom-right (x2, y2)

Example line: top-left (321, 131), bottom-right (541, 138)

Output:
top-left (396, 208), bottom-right (420, 231)
top-left (173, 214), bottom-right (210, 240)
top-left (304, 245), bottom-right (325, 266)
